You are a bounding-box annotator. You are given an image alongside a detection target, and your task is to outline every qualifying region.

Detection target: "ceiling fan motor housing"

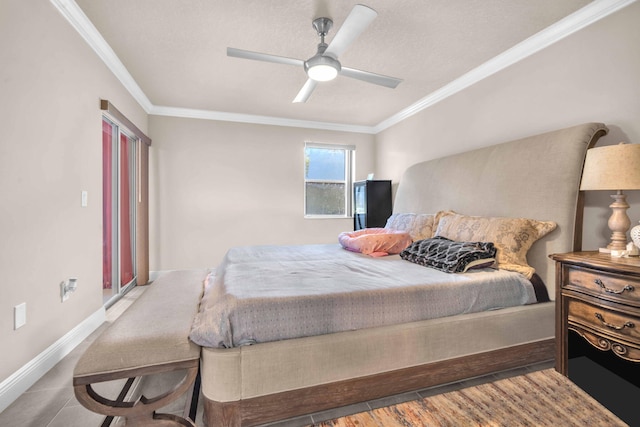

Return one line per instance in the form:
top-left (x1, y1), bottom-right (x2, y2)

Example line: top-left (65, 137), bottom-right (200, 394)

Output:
top-left (305, 17), bottom-right (341, 81)
top-left (304, 53), bottom-right (341, 81)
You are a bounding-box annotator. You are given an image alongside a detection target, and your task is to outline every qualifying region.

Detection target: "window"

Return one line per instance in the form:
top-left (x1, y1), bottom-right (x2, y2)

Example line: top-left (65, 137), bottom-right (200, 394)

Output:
top-left (304, 142), bottom-right (355, 217)
top-left (101, 100), bottom-right (151, 308)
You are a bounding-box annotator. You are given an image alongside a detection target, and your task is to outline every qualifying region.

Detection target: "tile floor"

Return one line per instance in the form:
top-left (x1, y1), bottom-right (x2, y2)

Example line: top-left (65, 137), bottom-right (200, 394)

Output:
top-left (0, 286), bottom-right (555, 427)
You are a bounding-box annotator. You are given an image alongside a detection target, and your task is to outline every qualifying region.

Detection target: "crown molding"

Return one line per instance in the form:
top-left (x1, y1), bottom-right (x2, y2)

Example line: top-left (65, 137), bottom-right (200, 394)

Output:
top-left (52, 0), bottom-right (635, 135)
top-left (50, 0), bottom-right (153, 112)
top-left (150, 105), bottom-right (377, 134)
top-left (373, 0), bottom-right (637, 133)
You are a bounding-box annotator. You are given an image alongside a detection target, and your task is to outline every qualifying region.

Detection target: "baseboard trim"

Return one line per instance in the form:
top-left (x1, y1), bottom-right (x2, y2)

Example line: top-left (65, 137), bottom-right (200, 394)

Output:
top-left (0, 307), bottom-right (106, 413)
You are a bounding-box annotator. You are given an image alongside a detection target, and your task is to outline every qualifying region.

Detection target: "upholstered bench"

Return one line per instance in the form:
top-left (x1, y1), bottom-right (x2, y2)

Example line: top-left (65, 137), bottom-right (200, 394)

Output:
top-left (73, 269), bottom-right (208, 426)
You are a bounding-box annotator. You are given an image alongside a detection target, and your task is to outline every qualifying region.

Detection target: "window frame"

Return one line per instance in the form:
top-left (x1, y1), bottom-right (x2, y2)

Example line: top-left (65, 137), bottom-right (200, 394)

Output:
top-left (102, 115), bottom-right (140, 306)
top-left (303, 141), bottom-right (355, 219)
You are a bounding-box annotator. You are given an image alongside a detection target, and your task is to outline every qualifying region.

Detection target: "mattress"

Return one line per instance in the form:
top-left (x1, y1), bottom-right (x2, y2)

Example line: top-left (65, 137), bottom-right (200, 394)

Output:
top-left (189, 243), bottom-right (538, 348)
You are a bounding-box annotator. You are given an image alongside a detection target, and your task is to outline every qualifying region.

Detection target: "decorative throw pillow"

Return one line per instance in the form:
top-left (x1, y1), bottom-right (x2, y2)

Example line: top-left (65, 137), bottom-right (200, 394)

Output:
top-left (385, 211), bottom-right (454, 241)
top-left (434, 213), bottom-right (557, 279)
top-left (400, 236), bottom-right (496, 273)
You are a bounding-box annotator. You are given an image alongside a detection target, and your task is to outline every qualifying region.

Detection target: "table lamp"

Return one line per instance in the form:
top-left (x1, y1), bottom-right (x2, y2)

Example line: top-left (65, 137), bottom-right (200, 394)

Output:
top-left (580, 142), bottom-right (640, 253)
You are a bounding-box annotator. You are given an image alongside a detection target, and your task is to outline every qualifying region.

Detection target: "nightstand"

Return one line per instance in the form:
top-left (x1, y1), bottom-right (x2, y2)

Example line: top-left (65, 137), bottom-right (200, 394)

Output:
top-left (550, 251), bottom-right (640, 375)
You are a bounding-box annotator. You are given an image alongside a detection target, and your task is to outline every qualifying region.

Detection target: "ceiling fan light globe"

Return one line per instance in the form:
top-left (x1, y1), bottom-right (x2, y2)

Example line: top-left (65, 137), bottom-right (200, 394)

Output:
top-left (308, 64), bottom-right (338, 81)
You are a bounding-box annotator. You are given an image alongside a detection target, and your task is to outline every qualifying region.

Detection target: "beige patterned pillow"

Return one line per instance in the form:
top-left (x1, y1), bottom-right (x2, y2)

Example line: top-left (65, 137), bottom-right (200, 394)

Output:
top-left (385, 213), bottom-right (432, 241)
top-left (434, 213), bottom-right (557, 279)
top-left (385, 211), bottom-right (455, 241)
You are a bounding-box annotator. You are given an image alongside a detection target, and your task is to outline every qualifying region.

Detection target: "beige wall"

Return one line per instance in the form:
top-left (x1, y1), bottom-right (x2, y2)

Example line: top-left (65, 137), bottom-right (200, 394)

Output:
top-left (148, 116), bottom-right (375, 269)
top-left (376, 2), bottom-right (640, 252)
top-left (0, 1), bottom-right (147, 383)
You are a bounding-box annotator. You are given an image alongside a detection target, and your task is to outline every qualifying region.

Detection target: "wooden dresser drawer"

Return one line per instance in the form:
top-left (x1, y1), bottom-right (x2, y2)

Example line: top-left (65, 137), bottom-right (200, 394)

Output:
top-left (565, 265), bottom-right (640, 307)
top-left (567, 297), bottom-right (639, 343)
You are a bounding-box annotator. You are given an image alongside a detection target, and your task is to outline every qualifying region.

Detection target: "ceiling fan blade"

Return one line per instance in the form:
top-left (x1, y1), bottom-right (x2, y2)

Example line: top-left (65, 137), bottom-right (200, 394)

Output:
top-left (293, 79), bottom-right (318, 103)
top-left (325, 5), bottom-right (377, 58)
top-left (340, 67), bottom-right (403, 88)
top-left (227, 47), bottom-right (304, 67)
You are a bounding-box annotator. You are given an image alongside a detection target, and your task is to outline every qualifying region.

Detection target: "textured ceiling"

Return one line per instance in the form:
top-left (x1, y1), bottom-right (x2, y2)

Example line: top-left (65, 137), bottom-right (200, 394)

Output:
top-left (74, 0), bottom-right (593, 127)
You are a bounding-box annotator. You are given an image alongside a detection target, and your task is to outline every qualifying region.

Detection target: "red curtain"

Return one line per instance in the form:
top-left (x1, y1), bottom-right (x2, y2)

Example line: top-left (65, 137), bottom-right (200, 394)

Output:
top-left (120, 133), bottom-right (134, 285)
top-left (102, 120), bottom-right (113, 289)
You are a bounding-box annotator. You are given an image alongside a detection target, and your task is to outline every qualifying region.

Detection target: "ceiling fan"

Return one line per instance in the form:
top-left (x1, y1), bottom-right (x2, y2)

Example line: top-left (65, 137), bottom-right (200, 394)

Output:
top-left (227, 4), bottom-right (403, 103)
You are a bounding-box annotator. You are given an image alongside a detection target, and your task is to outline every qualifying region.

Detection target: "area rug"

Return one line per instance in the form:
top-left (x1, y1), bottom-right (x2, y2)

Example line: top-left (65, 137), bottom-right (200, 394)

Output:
top-left (311, 369), bottom-right (627, 426)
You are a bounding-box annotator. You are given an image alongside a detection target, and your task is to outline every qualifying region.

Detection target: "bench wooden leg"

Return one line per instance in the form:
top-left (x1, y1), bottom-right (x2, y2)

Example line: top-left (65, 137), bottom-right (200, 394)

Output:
top-left (74, 366), bottom-right (199, 426)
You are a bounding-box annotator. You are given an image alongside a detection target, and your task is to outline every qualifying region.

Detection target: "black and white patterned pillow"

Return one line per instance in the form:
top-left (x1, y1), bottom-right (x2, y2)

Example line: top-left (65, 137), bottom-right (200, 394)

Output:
top-left (400, 236), bottom-right (496, 273)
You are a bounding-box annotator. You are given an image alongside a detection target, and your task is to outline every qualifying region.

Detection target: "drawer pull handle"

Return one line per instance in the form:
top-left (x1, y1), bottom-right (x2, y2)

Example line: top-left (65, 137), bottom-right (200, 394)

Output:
top-left (594, 313), bottom-right (635, 331)
top-left (594, 279), bottom-right (635, 294)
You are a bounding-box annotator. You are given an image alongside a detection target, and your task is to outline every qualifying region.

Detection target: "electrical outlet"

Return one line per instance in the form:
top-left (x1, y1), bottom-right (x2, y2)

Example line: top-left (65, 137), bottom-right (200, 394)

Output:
top-left (14, 303), bottom-right (26, 330)
top-left (60, 278), bottom-right (78, 302)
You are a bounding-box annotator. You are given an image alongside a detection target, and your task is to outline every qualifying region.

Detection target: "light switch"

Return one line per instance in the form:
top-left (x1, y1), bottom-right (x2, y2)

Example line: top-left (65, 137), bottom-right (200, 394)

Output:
top-left (14, 303), bottom-right (26, 330)
top-left (81, 191), bottom-right (88, 207)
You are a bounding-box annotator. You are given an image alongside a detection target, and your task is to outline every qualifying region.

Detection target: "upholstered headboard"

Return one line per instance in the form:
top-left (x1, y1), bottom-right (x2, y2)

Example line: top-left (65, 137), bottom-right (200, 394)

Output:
top-left (393, 123), bottom-right (609, 298)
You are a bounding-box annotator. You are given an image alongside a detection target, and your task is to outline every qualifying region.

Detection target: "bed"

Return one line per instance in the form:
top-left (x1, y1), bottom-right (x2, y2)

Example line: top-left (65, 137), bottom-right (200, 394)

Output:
top-left (194, 123), bottom-right (608, 427)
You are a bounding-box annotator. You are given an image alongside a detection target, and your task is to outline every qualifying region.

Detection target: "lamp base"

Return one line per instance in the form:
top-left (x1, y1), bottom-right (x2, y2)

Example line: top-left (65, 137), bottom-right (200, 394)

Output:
top-left (605, 192), bottom-right (631, 253)
top-left (599, 247), bottom-right (611, 254)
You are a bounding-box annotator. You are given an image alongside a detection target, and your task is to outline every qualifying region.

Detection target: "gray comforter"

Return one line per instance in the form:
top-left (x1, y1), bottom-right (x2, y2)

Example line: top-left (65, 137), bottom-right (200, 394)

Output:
top-left (189, 244), bottom-right (537, 348)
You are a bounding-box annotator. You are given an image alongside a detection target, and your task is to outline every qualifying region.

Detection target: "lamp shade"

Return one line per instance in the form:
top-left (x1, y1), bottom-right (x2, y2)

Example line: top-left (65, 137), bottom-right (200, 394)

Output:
top-left (580, 143), bottom-right (640, 191)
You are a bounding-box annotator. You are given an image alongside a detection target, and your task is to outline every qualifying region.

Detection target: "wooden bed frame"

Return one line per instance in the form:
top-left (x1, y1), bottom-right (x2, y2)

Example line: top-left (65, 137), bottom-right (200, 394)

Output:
top-left (201, 123), bottom-right (609, 427)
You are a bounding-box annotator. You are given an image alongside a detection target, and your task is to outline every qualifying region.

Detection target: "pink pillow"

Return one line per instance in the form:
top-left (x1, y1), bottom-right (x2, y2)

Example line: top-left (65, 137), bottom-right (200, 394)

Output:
top-left (338, 228), bottom-right (413, 257)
